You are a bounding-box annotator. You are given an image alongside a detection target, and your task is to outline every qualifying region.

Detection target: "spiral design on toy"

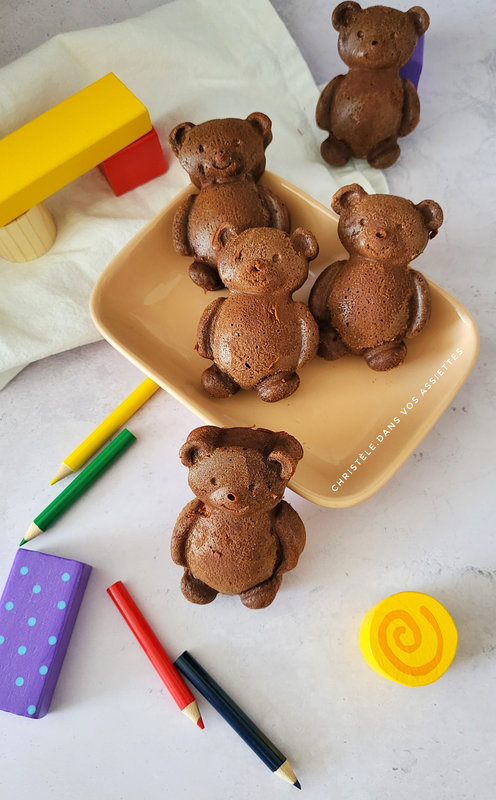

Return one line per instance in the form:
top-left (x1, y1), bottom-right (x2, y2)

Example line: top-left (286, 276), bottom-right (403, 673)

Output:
top-left (360, 592), bottom-right (458, 686)
top-left (377, 606), bottom-right (443, 676)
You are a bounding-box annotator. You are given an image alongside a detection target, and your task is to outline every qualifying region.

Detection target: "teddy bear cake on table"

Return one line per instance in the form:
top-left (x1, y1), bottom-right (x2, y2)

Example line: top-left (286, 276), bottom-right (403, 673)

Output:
top-left (166, 2), bottom-right (442, 607)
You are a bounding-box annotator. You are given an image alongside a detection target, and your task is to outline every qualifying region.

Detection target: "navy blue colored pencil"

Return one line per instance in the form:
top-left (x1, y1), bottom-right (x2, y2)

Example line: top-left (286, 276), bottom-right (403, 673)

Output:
top-left (175, 650), bottom-right (301, 789)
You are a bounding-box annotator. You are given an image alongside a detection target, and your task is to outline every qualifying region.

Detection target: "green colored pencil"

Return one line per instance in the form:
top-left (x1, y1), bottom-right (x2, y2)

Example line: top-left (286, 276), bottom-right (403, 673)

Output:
top-left (20, 428), bottom-right (136, 545)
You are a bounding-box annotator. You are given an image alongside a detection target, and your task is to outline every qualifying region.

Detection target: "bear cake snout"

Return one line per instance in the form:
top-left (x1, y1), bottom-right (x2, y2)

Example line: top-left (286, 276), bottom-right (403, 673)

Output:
top-left (209, 486), bottom-right (251, 514)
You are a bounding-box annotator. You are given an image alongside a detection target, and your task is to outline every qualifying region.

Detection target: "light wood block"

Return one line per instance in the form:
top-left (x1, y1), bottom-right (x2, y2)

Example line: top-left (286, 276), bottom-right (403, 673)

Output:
top-left (0, 73), bottom-right (152, 227)
top-left (360, 591), bottom-right (458, 686)
top-left (0, 203), bottom-right (57, 262)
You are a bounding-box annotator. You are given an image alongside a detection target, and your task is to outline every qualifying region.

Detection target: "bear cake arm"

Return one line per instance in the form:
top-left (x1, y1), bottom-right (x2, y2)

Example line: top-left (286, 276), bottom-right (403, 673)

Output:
top-left (272, 500), bottom-right (306, 576)
top-left (257, 185), bottom-right (291, 232)
top-left (399, 79), bottom-right (421, 138)
top-left (172, 194), bottom-right (195, 256)
top-left (196, 298), bottom-right (225, 359)
top-left (405, 269), bottom-right (431, 338)
top-left (294, 302), bottom-right (319, 368)
top-left (171, 499), bottom-right (203, 565)
top-left (316, 76), bottom-right (344, 131)
top-left (308, 261), bottom-right (345, 324)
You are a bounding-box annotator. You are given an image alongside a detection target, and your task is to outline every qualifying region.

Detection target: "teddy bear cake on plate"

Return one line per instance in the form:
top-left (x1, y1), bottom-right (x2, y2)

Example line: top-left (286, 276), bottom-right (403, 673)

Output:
top-left (169, 113), bottom-right (290, 290)
top-left (309, 183), bottom-right (443, 371)
top-left (196, 224), bottom-right (320, 402)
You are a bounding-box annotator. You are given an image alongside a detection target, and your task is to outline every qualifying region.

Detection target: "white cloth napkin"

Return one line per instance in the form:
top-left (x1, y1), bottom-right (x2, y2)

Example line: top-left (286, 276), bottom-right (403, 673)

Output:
top-left (0, 0), bottom-right (387, 389)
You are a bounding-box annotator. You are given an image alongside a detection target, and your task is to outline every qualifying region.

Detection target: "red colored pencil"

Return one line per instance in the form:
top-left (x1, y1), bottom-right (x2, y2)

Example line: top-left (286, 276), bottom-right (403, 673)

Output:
top-left (107, 581), bottom-right (204, 729)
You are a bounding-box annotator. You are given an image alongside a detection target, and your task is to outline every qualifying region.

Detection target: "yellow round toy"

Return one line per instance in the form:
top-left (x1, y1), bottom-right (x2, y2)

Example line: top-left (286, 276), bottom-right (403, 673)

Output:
top-left (359, 591), bottom-right (458, 686)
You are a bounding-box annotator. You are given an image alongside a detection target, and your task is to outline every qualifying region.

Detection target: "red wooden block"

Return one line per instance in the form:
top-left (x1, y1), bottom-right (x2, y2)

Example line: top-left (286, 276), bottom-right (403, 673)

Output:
top-left (98, 126), bottom-right (167, 196)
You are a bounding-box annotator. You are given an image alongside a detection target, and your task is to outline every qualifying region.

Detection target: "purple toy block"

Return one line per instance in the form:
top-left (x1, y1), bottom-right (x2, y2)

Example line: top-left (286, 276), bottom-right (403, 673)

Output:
top-left (400, 35), bottom-right (424, 89)
top-left (0, 549), bottom-right (91, 718)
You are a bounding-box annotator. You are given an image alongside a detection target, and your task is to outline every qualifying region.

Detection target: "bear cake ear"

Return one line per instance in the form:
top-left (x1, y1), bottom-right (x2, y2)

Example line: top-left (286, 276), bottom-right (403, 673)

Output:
top-left (415, 199), bottom-right (443, 239)
top-left (246, 112), bottom-right (273, 148)
top-left (168, 122), bottom-right (196, 156)
top-left (290, 228), bottom-right (319, 261)
top-left (332, 1), bottom-right (362, 31)
top-left (331, 183), bottom-right (367, 215)
top-left (179, 426), bottom-right (220, 467)
top-left (212, 223), bottom-right (240, 252)
top-left (268, 433), bottom-right (304, 482)
top-left (407, 6), bottom-right (430, 37)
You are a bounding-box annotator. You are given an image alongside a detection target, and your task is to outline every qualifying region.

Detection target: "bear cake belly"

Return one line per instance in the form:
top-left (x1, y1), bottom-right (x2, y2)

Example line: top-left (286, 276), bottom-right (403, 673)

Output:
top-left (331, 75), bottom-right (403, 158)
top-left (185, 514), bottom-right (279, 595)
top-left (212, 297), bottom-right (301, 389)
top-left (188, 183), bottom-right (271, 265)
top-left (330, 266), bottom-right (412, 351)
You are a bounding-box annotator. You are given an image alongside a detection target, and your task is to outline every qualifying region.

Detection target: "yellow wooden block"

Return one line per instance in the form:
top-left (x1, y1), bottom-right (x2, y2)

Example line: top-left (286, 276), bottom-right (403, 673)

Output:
top-left (0, 73), bottom-right (152, 227)
top-left (360, 591), bottom-right (458, 686)
top-left (0, 202), bottom-right (56, 262)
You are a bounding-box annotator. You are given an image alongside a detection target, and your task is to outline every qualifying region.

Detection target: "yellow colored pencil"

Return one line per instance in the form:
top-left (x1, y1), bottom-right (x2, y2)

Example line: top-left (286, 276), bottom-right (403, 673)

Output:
top-left (50, 377), bottom-right (159, 484)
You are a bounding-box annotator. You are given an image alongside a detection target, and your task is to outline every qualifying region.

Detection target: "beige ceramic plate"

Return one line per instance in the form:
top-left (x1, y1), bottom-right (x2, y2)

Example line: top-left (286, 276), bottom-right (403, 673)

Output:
top-left (90, 172), bottom-right (479, 508)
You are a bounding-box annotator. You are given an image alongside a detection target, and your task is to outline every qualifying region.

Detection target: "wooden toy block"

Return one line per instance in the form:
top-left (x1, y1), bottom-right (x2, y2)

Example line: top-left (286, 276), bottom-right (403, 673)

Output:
top-left (0, 202), bottom-right (56, 262)
top-left (98, 126), bottom-right (167, 196)
top-left (360, 591), bottom-right (458, 686)
top-left (0, 549), bottom-right (91, 718)
top-left (0, 73), bottom-right (152, 227)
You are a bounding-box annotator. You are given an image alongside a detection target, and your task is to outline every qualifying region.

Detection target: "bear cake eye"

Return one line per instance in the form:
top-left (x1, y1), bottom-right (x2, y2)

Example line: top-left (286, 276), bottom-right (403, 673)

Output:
top-left (198, 144), bottom-right (204, 153)
top-left (357, 30), bottom-right (364, 39)
top-left (233, 138), bottom-right (241, 146)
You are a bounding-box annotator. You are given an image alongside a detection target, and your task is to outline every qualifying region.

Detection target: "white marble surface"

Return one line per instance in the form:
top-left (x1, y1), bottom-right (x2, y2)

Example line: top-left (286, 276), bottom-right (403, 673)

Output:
top-left (0, 2), bottom-right (495, 799)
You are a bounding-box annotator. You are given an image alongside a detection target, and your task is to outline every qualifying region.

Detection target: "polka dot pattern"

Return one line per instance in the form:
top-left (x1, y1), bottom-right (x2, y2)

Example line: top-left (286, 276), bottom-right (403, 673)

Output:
top-left (0, 549), bottom-right (91, 718)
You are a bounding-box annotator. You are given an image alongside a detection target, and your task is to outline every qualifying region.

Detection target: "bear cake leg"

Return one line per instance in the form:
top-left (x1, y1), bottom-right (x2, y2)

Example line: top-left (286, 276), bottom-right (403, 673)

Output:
top-left (240, 574), bottom-right (282, 610)
top-left (201, 365), bottom-right (240, 398)
top-left (181, 570), bottom-right (218, 605)
top-left (189, 261), bottom-right (224, 291)
top-left (320, 133), bottom-right (352, 167)
top-left (367, 137), bottom-right (401, 169)
top-left (255, 371), bottom-right (300, 403)
top-left (363, 340), bottom-right (407, 371)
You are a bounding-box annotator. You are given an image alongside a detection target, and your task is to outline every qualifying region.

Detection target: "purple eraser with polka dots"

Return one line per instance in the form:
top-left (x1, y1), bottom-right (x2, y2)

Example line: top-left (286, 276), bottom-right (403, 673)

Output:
top-left (0, 549), bottom-right (91, 718)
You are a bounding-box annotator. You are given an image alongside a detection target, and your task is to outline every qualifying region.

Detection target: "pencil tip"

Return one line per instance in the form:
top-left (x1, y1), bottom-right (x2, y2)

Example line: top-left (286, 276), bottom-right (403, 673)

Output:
top-left (19, 538), bottom-right (26, 547)
top-left (197, 717), bottom-right (205, 730)
top-left (50, 463), bottom-right (72, 484)
top-left (294, 780), bottom-right (301, 790)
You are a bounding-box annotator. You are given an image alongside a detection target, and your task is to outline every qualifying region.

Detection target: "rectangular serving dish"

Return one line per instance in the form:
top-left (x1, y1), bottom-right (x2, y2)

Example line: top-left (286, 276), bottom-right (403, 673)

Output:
top-left (90, 172), bottom-right (479, 508)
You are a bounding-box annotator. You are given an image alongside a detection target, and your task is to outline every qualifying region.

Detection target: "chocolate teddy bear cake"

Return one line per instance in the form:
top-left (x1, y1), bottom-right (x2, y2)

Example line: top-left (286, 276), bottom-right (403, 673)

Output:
top-left (169, 114), bottom-right (290, 290)
top-left (196, 224), bottom-right (319, 402)
top-left (171, 425), bottom-right (306, 609)
top-left (316, 2), bottom-right (430, 168)
top-left (309, 183), bottom-right (443, 370)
